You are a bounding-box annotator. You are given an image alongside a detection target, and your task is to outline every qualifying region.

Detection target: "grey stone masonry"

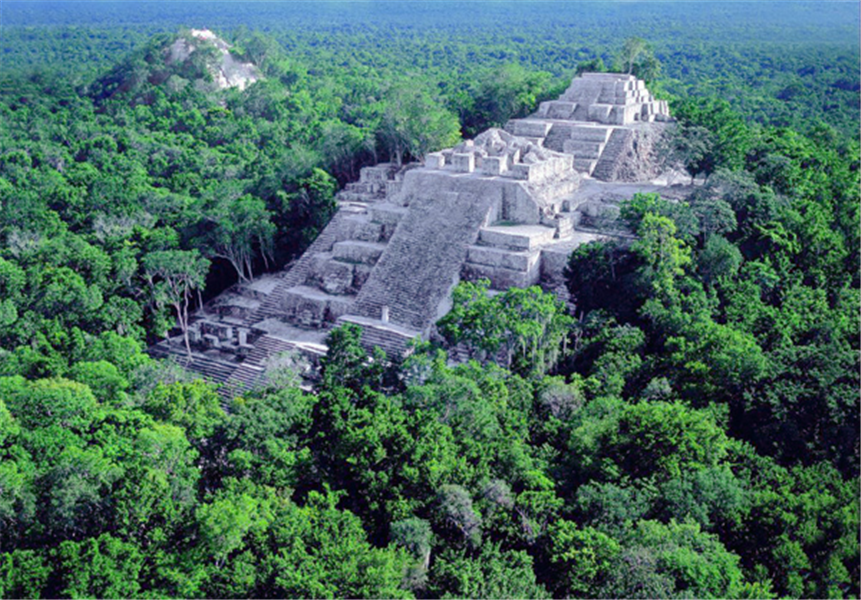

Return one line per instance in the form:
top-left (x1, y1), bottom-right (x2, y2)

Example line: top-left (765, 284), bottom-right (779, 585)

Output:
top-left (153, 73), bottom-right (690, 387)
top-left (337, 315), bottom-right (420, 357)
top-left (353, 191), bottom-right (495, 331)
top-left (510, 73), bottom-right (671, 181)
top-left (548, 72), bottom-right (669, 125)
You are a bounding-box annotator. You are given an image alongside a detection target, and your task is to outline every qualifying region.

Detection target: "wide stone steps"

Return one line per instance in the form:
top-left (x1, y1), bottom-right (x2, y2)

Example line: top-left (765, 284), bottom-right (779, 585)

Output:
top-left (592, 128), bottom-right (630, 181)
top-left (252, 278), bottom-right (294, 321)
top-left (280, 212), bottom-right (353, 289)
top-left (338, 315), bottom-right (419, 357)
top-left (353, 191), bottom-right (494, 332)
top-left (352, 297), bottom-right (424, 334)
top-left (244, 334), bottom-right (299, 365)
top-left (220, 363), bottom-right (265, 400)
top-left (541, 123), bottom-right (612, 159)
top-left (160, 351), bottom-right (237, 386)
top-left (541, 125), bottom-right (574, 153)
top-left (250, 210), bottom-right (358, 322)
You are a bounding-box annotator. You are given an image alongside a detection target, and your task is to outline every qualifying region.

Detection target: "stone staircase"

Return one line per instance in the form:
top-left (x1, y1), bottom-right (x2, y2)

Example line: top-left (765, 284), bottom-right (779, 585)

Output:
top-left (337, 315), bottom-right (420, 357)
top-left (250, 176), bottom-right (409, 331)
top-left (505, 119), bottom-right (552, 144)
top-left (335, 163), bottom-right (398, 205)
top-left (220, 363), bottom-right (265, 401)
top-left (353, 191), bottom-right (495, 332)
top-left (538, 123), bottom-right (614, 177)
top-left (150, 73), bottom-right (678, 389)
top-left (219, 334), bottom-right (300, 398)
top-left (591, 128), bottom-right (632, 181)
top-left (149, 342), bottom-right (240, 403)
top-left (509, 73), bottom-right (670, 181)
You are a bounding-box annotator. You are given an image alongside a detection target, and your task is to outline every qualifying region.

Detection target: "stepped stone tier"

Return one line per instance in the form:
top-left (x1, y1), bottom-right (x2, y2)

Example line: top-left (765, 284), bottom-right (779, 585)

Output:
top-left (150, 73), bottom-right (692, 396)
top-left (507, 72), bottom-right (671, 180)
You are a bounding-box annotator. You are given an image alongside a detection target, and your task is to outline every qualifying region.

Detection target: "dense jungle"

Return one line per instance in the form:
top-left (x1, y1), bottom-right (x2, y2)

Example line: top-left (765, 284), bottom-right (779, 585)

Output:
top-left (0, 2), bottom-right (858, 598)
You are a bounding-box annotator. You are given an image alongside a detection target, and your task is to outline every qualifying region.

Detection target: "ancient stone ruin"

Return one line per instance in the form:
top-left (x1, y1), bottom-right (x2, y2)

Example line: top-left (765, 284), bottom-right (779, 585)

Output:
top-left (167, 29), bottom-right (261, 91)
top-left (150, 73), bottom-right (691, 397)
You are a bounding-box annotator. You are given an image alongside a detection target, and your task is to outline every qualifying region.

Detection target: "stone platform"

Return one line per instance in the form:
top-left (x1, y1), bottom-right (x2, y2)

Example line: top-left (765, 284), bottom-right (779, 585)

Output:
top-left (153, 73), bottom-right (693, 396)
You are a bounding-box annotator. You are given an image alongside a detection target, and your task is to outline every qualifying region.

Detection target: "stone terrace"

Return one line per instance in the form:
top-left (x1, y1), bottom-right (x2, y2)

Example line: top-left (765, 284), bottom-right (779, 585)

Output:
top-left (151, 73), bottom-right (692, 395)
top-left (507, 72), bottom-right (670, 179)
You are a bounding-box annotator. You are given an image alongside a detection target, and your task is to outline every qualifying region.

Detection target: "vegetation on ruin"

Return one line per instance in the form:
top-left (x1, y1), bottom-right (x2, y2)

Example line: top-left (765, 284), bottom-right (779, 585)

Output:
top-left (0, 2), bottom-right (858, 598)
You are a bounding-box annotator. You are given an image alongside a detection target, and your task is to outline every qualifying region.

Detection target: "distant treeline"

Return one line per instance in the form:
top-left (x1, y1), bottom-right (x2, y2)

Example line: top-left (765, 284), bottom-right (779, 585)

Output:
top-left (2, 1), bottom-right (859, 137)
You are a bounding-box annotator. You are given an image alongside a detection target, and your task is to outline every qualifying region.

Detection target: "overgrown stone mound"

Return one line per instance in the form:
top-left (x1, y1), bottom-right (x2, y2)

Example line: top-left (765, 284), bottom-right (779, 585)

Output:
top-left (166, 29), bottom-right (261, 91)
top-left (91, 28), bottom-right (261, 103)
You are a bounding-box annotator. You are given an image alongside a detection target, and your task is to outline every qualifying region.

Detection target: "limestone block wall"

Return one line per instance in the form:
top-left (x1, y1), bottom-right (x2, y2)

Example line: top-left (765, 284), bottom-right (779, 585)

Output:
top-left (396, 160), bottom-right (578, 225)
top-left (553, 73), bottom-right (670, 125)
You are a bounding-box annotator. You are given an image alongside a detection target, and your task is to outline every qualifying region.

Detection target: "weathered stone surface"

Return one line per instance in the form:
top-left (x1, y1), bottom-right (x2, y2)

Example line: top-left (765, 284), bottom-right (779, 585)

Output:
top-left (332, 240), bottom-right (386, 265)
top-left (466, 245), bottom-right (540, 271)
top-left (462, 261), bottom-right (541, 289)
top-left (162, 73), bottom-right (691, 381)
top-left (511, 73), bottom-right (672, 182)
top-left (353, 191), bottom-right (495, 330)
top-left (479, 225), bottom-right (557, 251)
top-left (340, 215), bottom-right (383, 243)
top-left (280, 286), bottom-right (354, 328)
top-left (313, 259), bottom-right (355, 295)
top-left (352, 263), bottom-right (374, 290)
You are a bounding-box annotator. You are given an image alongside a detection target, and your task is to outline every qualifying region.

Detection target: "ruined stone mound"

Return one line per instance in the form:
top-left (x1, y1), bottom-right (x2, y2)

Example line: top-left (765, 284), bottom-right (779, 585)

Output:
top-left (460, 128), bottom-right (560, 163)
top-left (167, 29), bottom-right (261, 91)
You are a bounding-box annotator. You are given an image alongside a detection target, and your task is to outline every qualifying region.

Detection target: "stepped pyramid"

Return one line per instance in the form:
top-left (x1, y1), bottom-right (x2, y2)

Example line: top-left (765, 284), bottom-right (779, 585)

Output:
top-left (151, 73), bottom-right (686, 395)
top-left (507, 72), bottom-right (670, 179)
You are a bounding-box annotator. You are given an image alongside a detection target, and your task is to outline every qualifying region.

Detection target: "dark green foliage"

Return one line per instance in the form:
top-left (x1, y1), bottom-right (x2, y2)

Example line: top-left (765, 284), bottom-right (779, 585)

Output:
top-left (438, 280), bottom-right (573, 377)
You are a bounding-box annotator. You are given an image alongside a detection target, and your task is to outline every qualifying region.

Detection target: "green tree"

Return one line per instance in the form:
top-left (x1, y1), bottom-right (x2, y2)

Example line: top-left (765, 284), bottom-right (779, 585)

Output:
top-left (428, 543), bottom-right (549, 599)
top-left (264, 490), bottom-right (412, 599)
top-left (615, 37), bottom-right (661, 81)
top-left (439, 280), bottom-right (573, 377)
top-left (143, 249), bottom-right (210, 355)
top-left (200, 193), bottom-right (275, 282)
top-left (54, 534), bottom-right (143, 599)
top-left (462, 64), bottom-right (552, 136)
top-left (377, 82), bottom-right (461, 166)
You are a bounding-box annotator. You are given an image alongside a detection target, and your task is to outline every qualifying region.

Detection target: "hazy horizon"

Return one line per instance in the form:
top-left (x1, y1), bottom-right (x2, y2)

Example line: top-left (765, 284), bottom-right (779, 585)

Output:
top-left (2, 0), bottom-right (859, 48)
